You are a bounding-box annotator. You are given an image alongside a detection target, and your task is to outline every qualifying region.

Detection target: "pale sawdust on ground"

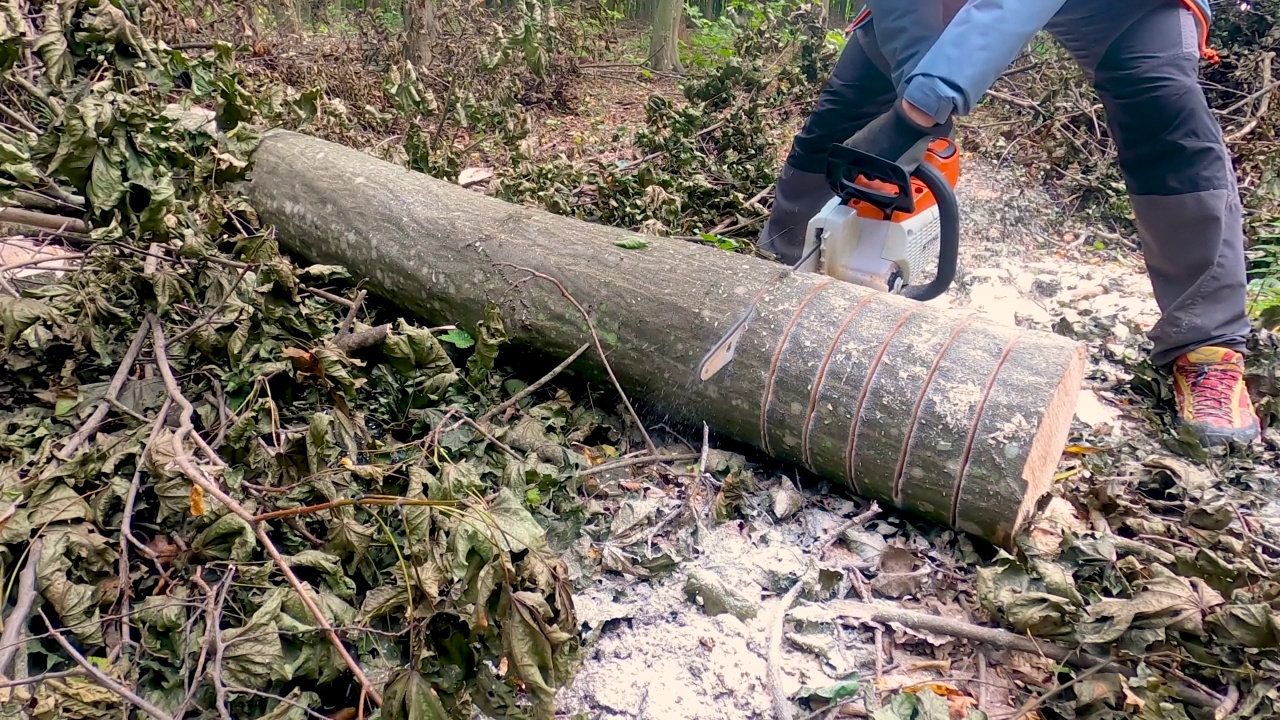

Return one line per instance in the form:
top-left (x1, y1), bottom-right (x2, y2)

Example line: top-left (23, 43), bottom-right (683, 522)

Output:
top-left (546, 152), bottom-right (1163, 719)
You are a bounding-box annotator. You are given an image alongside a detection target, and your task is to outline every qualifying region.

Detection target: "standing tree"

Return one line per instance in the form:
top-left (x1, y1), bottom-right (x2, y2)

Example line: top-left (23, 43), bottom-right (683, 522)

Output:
top-left (271, 0), bottom-right (303, 35)
top-left (403, 0), bottom-right (438, 68)
top-left (648, 0), bottom-right (684, 72)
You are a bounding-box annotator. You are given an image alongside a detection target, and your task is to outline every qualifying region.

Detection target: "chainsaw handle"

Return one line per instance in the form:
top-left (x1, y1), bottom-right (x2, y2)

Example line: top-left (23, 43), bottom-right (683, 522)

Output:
top-left (824, 144), bottom-right (917, 218)
top-left (898, 160), bottom-right (959, 302)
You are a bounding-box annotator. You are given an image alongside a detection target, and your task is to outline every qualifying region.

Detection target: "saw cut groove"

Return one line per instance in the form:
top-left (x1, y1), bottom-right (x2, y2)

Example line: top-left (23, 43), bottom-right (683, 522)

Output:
top-left (891, 313), bottom-right (978, 504)
top-left (246, 130), bottom-right (1088, 549)
top-left (843, 305), bottom-right (920, 496)
top-left (801, 294), bottom-right (876, 467)
top-left (759, 277), bottom-right (835, 455)
top-left (949, 337), bottom-right (1019, 530)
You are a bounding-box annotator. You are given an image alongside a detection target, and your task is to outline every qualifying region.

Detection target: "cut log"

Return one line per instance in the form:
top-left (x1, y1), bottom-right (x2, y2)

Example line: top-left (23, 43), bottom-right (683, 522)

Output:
top-left (245, 130), bottom-right (1087, 548)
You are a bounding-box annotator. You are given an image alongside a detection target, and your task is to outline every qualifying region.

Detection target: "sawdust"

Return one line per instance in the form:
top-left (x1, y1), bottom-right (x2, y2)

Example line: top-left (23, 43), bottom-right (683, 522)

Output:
top-left (555, 510), bottom-right (878, 720)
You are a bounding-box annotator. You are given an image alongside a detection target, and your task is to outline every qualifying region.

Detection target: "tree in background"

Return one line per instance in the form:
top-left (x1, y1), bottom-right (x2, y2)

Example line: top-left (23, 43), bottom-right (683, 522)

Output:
top-left (403, 0), bottom-right (438, 68)
top-left (648, 0), bottom-right (684, 72)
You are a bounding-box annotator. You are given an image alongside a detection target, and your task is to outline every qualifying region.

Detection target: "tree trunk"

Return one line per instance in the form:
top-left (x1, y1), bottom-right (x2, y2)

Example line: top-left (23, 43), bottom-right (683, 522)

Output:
top-left (648, 0), bottom-right (683, 73)
top-left (402, 0), bottom-right (437, 69)
top-left (245, 131), bottom-right (1087, 549)
top-left (271, 0), bottom-right (303, 34)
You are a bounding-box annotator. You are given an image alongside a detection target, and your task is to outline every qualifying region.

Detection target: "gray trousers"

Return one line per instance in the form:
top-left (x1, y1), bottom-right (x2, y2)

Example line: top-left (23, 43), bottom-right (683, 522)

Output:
top-left (763, 0), bottom-right (1252, 367)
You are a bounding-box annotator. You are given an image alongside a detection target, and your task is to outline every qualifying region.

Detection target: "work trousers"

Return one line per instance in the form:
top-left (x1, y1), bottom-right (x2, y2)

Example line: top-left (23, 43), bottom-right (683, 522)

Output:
top-left (762, 0), bottom-right (1252, 367)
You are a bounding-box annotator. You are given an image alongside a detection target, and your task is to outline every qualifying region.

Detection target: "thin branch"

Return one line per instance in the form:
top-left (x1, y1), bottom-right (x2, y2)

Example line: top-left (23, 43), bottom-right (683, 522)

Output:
top-left (336, 289), bottom-right (367, 337)
top-left (0, 537), bottom-right (43, 677)
top-left (252, 495), bottom-right (455, 523)
top-left (829, 600), bottom-right (1220, 710)
top-left (1008, 661), bottom-right (1110, 720)
top-left (57, 318), bottom-right (151, 460)
top-left (478, 342), bottom-right (591, 423)
top-left (0, 669), bottom-right (86, 689)
top-left (575, 452), bottom-right (700, 477)
top-left (39, 609), bottom-right (175, 720)
top-left (497, 263), bottom-right (658, 454)
top-left (0, 207), bottom-right (88, 234)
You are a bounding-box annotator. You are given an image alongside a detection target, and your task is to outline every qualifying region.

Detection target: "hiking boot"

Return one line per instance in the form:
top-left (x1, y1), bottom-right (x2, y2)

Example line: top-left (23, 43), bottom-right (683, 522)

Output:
top-left (1171, 346), bottom-right (1260, 447)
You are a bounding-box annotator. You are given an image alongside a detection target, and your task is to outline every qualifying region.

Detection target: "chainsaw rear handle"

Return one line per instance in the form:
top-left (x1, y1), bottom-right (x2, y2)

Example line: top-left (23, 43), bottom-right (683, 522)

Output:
top-left (824, 144), bottom-right (917, 218)
top-left (898, 159), bottom-right (959, 302)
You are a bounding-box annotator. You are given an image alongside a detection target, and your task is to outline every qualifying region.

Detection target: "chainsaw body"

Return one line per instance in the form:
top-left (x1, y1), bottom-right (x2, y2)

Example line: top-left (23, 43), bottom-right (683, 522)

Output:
top-left (798, 138), bottom-right (961, 301)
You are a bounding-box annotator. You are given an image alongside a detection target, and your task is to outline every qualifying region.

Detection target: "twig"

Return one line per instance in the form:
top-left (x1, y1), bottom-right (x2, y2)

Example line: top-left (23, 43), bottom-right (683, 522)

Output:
top-left (575, 452), bottom-right (699, 477)
top-left (336, 289), bottom-right (367, 338)
top-left (1225, 52), bottom-right (1275, 142)
top-left (39, 609), bottom-right (175, 720)
top-left (477, 342), bottom-right (591, 423)
top-left (0, 669), bottom-right (86, 689)
top-left (768, 503), bottom-right (881, 720)
top-left (177, 568), bottom-right (232, 719)
top-left (0, 251), bottom-right (85, 276)
top-left (57, 318), bottom-right (151, 460)
top-left (0, 207), bottom-right (88, 234)
top-left (769, 579), bottom-right (806, 720)
top-left (1008, 660), bottom-right (1109, 720)
top-left (303, 286), bottom-right (357, 308)
top-left (0, 103), bottom-right (37, 133)
top-left (252, 495), bottom-right (455, 523)
top-left (459, 417), bottom-right (523, 461)
top-left (829, 600), bottom-right (1220, 709)
top-left (496, 263), bottom-right (658, 454)
top-left (0, 537), bottom-right (43, 677)
top-left (149, 317), bottom-right (385, 707)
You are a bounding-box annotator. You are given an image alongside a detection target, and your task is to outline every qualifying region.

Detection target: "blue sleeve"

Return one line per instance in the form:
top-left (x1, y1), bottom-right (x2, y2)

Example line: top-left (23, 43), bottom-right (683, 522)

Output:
top-left (864, 0), bottom-right (1068, 123)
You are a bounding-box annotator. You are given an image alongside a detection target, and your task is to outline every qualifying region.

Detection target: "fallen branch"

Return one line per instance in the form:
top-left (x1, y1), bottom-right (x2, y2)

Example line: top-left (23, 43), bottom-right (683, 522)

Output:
top-left (575, 452), bottom-right (700, 477)
top-left (332, 323), bottom-right (390, 353)
top-left (0, 537), bottom-right (43, 677)
top-left (0, 207), bottom-right (88, 234)
top-left (770, 504), bottom-right (882, 719)
top-left (1225, 51), bottom-right (1275, 142)
top-left (478, 341), bottom-right (591, 423)
top-left (829, 600), bottom-right (1220, 710)
top-left (56, 318), bottom-right (151, 460)
top-left (39, 609), bottom-right (174, 720)
top-left (148, 316), bottom-right (386, 708)
top-left (252, 494), bottom-right (456, 523)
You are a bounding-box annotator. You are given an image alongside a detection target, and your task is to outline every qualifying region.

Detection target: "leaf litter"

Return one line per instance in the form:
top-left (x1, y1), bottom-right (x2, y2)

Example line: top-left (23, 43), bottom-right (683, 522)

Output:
top-left (2, 1), bottom-right (1280, 720)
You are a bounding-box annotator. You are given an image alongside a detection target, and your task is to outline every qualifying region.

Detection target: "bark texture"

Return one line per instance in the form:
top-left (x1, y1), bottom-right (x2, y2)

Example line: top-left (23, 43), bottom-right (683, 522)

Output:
top-left (246, 130), bottom-right (1087, 548)
top-left (648, 0), bottom-right (684, 73)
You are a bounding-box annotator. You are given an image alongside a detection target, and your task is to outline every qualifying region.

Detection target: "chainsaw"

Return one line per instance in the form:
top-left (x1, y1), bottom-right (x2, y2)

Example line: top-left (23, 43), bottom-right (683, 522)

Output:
top-left (696, 138), bottom-right (962, 382)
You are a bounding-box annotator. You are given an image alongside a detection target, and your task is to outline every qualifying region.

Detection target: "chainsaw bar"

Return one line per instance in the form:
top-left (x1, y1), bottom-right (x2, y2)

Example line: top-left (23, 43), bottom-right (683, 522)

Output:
top-left (696, 239), bottom-right (823, 382)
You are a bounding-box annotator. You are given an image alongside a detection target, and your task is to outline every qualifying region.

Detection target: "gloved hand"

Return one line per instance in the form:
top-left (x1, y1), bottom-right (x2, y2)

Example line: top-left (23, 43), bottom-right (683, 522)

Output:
top-left (841, 97), bottom-right (954, 173)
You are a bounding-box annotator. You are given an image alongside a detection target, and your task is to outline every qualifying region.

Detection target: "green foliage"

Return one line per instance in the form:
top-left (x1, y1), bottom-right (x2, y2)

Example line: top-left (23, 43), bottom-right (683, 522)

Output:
top-left (491, 1), bottom-right (835, 241)
top-left (0, 1), bottom-right (608, 717)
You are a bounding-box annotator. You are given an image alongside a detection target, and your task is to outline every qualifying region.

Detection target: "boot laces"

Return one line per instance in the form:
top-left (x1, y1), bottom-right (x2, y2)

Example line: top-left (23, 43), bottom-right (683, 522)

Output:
top-left (1176, 361), bottom-right (1241, 421)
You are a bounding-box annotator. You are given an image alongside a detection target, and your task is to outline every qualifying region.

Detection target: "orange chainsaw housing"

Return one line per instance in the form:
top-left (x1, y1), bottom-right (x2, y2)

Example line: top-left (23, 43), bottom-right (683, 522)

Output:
top-left (845, 138), bottom-right (961, 223)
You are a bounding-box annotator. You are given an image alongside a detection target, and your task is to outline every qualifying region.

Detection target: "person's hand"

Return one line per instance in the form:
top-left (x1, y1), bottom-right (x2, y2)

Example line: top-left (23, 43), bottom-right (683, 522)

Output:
top-left (841, 98), bottom-right (953, 174)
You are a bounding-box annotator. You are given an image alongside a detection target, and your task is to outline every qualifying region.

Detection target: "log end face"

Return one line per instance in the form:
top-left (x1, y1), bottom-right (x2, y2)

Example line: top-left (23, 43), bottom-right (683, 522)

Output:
top-left (1004, 339), bottom-right (1088, 548)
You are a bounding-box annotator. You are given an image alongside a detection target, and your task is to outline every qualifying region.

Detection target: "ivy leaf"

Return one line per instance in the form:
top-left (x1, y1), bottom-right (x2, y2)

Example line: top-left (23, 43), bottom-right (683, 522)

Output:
top-left (613, 237), bottom-right (650, 249)
top-left (382, 668), bottom-right (451, 720)
top-left (220, 589), bottom-right (291, 690)
top-left (439, 328), bottom-right (475, 348)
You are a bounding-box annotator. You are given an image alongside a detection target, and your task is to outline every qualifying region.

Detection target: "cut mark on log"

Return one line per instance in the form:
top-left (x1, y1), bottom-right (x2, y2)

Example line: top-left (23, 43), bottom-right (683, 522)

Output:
top-left (801, 294), bottom-right (877, 468)
top-left (844, 304), bottom-right (921, 497)
top-left (891, 314), bottom-right (978, 504)
top-left (759, 276), bottom-right (835, 455)
top-left (949, 336), bottom-right (1020, 530)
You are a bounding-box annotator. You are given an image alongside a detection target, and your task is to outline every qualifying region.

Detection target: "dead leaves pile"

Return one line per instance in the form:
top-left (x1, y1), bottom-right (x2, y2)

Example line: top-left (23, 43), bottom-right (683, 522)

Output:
top-left (0, 2), bottom-right (624, 718)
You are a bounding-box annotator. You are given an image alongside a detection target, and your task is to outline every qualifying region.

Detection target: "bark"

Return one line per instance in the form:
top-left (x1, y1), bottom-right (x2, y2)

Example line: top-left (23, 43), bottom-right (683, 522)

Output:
top-left (402, 0), bottom-right (437, 69)
top-left (270, 0), bottom-right (303, 35)
top-left (245, 130), bottom-right (1087, 549)
top-left (648, 0), bottom-right (683, 73)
